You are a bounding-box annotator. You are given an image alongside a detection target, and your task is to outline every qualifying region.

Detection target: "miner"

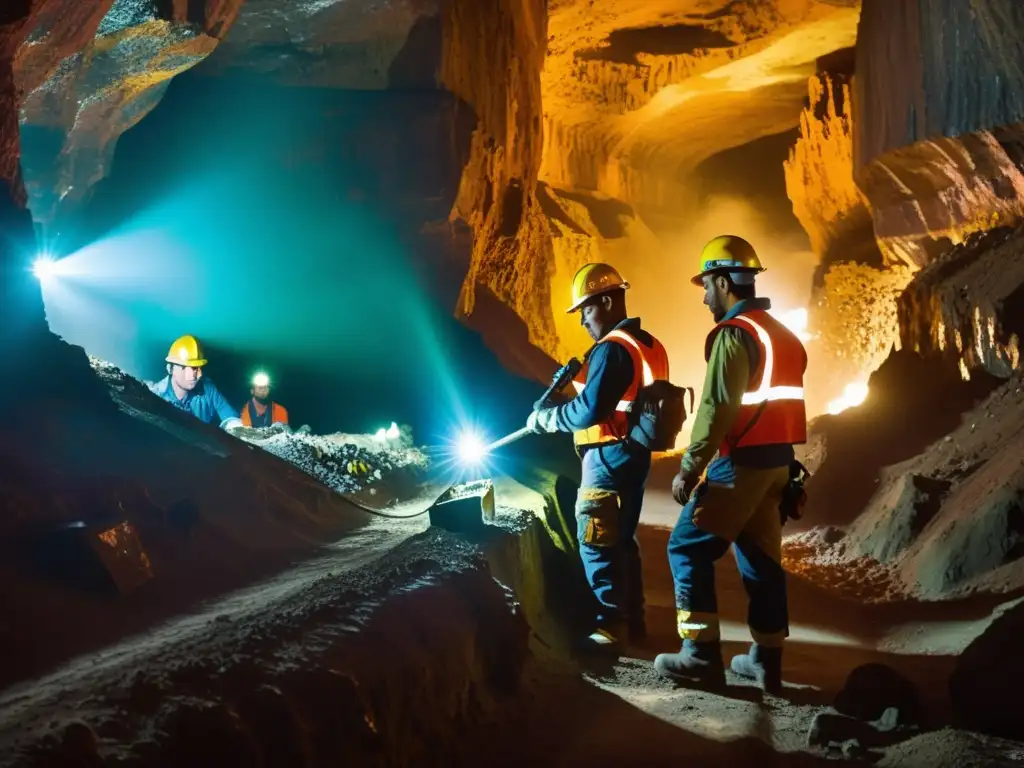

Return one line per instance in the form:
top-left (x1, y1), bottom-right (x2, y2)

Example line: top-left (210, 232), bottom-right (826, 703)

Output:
top-left (525, 263), bottom-right (670, 652)
top-left (239, 371), bottom-right (289, 428)
top-left (654, 235), bottom-right (807, 693)
top-left (149, 334), bottom-right (243, 431)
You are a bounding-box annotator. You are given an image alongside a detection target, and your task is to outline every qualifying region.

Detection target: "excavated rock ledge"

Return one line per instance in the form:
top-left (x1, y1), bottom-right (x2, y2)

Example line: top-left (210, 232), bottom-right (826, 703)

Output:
top-left (0, 510), bottom-right (581, 767)
top-left (898, 224), bottom-right (1024, 379)
top-left (858, 125), bottom-right (1024, 269)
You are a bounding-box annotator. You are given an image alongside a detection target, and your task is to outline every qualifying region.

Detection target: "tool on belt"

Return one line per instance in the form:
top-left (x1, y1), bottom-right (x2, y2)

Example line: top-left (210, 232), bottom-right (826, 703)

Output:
top-left (779, 459), bottom-right (810, 525)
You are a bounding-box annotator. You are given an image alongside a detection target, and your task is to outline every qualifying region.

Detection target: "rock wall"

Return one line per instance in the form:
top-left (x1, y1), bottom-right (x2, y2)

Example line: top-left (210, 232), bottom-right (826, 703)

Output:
top-left (17, 0), bottom-right (244, 225)
top-left (0, 1), bottom-right (122, 403)
top-left (198, 0), bottom-right (442, 89)
top-left (539, 0), bottom-right (858, 218)
top-left (440, 0), bottom-right (562, 362)
top-left (853, 0), bottom-right (1024, 268)
top-left (784, 74), bottom-right (873, 265)
top-left (898, 224), bottom-right (1023, 380)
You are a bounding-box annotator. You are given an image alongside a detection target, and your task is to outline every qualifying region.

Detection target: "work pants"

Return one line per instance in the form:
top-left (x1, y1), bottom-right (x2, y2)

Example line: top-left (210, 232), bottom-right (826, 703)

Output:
top-left (667, 456), bottom-right (790, 646)
top-left (575, 441), bottom-right (651, 632)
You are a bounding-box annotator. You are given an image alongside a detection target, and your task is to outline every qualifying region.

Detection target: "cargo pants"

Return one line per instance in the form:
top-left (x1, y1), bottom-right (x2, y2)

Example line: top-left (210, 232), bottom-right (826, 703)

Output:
top-left (667, 455), bottom-right (790, 647)
top-left (575, 441), bottom-right (652, 635)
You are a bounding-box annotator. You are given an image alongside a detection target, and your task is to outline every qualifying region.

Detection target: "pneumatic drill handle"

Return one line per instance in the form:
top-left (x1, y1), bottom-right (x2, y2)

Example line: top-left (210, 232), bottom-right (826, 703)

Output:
top-left (535, 357), bottom-right (582, 410)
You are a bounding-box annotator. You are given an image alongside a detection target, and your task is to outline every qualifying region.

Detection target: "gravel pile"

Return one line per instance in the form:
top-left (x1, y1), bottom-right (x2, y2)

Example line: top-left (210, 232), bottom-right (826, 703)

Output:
top-left (238, 425), bottom-right (428, 494)
top-left (87, 356), bottom-right (428, 494)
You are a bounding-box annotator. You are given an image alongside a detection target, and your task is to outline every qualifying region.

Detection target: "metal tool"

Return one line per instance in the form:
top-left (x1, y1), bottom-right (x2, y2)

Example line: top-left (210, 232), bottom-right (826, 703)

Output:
top-left (481, 355), bottom-right (585, 453)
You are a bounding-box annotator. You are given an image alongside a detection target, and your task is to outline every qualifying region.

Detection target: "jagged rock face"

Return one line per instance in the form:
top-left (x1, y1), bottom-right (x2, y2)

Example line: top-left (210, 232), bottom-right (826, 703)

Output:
top-left (200, 0), bottom-right (442, 89)
top-left (808, 261), bottom-right (914, 399)
top-left (899, 224), bottom-right (1023, 379)
top-left (853, 0), bottom-right (1024, 268)
top-left (540, 0), bottom-right (859, 219)
top-left (442, 0), bottom-right (557, 362)
top-left (17, 0), bottom-right (243, 225)
top-left (784, 74), bottom-right (876, 266)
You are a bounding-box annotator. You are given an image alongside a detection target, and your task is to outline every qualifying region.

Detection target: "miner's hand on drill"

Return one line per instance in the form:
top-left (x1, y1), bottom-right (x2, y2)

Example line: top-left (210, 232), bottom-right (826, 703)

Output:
top-left (526, 407), bottom-right (560, 434)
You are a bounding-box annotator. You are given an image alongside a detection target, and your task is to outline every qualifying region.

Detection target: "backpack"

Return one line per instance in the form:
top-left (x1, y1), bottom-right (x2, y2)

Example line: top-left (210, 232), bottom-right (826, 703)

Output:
top-left (628, 381), bottom-right (695, 452)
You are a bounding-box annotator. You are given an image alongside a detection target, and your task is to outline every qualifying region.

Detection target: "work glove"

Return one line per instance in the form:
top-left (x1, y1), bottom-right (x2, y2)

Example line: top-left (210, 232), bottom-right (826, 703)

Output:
top-left (526, 407), bottom-right (560, 434)
top-left (671, 470), bottom-right (699, 506)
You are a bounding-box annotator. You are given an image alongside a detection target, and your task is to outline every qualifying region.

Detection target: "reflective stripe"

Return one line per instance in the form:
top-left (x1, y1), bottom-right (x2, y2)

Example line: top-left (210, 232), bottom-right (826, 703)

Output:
top-left (603, 329), bottom-right (655, 385)
top-left (741, 385), bottom-right (805, 405)
top-left (730, 315), bottom-right (805, 405)
top-left (572, 381), bottom-right (633, 411)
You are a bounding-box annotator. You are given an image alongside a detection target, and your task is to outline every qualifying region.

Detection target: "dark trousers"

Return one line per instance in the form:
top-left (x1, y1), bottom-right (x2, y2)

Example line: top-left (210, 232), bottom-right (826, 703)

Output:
top-left (666, 458), bottom-right (790, 646)
top-left (575, 441), bottom-right (651, 631)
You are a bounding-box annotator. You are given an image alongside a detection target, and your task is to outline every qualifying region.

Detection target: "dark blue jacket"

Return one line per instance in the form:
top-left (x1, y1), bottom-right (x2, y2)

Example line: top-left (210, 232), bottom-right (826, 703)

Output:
top-left (149, 376), bottom-right (242, 430)
top-left (552, 317), bottom-right (652, 433)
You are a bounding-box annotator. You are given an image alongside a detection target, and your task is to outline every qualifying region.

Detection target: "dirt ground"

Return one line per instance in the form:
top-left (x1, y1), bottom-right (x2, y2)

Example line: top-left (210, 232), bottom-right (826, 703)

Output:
top-left (3, 350), bottom-right (1024, 766)
top-left (4, 486), bottom-right (1024, 766)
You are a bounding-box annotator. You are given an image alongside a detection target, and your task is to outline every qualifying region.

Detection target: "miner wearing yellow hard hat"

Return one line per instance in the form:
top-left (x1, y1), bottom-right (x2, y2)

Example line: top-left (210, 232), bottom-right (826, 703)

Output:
top-left (148, 335), bottom-right (243, 431)
top-left (239, 371), bottom-right (289, 428)
top-left (654, 235), bottom-right (807, 693)
top-left (526, 262), bottom-right (671, 653)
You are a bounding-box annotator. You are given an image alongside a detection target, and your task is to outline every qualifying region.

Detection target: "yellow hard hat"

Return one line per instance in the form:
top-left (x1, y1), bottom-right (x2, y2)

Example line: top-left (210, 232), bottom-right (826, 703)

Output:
top-left (567, 263), bottom-right (629, 313)
top-left (166, 334), bottom-right (207, 367)
top-left (691, 235), bottom-right (765, 286)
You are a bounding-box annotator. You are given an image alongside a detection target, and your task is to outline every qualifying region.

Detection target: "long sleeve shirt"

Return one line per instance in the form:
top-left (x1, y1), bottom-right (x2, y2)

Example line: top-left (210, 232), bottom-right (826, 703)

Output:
top-left (680, 297), bottom-right (793, 483)
top-left (149, 376), bottom-right (242, 430)
top-left (550, 317), bottom-right (652, 433)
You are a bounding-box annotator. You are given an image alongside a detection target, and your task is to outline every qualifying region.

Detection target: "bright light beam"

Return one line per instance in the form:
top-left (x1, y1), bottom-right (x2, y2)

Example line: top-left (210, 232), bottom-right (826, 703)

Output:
top-left (456, 430), bottom-right (488, 465)
top-left (31, 255), bottom-right (59, 283)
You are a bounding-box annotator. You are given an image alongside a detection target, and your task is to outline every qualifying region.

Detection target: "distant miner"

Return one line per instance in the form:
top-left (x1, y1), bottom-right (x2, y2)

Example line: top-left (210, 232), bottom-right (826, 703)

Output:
top-left (240, 371), bottom-right (289, 428)
top-left (149, 335), bottom-right (243, 431)
top-left (526, 263), bottom-right (672, 652)
top-left (655, 235), bottom-right (807, 693)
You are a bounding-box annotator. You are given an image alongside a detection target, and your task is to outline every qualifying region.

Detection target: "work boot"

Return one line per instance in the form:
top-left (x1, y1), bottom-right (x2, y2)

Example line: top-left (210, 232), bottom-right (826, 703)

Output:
top-left (654, 639), bottom-right (725, 686)
top-left (583, 623), bottom-right (626, 655)
top-left (730, 643), bottom-right (783, 693)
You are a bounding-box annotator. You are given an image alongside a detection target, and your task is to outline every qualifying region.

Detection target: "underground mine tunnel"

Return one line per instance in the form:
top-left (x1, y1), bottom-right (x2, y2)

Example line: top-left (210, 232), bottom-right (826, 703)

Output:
top-left (2, 0), bottom-right (1024, 765)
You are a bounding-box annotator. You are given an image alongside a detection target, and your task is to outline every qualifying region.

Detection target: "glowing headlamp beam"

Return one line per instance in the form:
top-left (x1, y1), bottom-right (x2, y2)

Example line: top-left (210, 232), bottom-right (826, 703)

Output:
top-left (252, 372), bottom-right (270, 388)
top-left (31, 255), bottom-right (58, 282)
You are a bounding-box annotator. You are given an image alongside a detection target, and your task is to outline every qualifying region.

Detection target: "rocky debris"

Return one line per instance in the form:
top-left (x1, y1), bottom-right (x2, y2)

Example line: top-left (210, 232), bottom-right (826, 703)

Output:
top-left (949, 597), bottom-right (1024, 739)
top-left (847, 473), bottom-right (951, 565)
top-left (789, 362), bottom-right (1024, 601)
top-left (807, 260), bottom-right (915, 399)
top-left (853, 0), bottom-right (1024, 267)
top-left (807, 709), bottom-right (915, 756)
top-left (834, 663), bottom-right (919, 724)
top-left (89, 356), bottom-right (429, 497)
top-left (898, 223), bottom-right (1024, 380)
top-left (238, 426), bottom-right (428, 495)
top-left (17, 0), bottom-right (244, 225)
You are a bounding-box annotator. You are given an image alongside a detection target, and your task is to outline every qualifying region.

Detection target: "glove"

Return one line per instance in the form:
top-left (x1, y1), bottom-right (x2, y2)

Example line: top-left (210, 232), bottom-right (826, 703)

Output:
top-left (671, 470), bottom-right (699, 506)
top-left (526, 407), bottom-right (560, 434)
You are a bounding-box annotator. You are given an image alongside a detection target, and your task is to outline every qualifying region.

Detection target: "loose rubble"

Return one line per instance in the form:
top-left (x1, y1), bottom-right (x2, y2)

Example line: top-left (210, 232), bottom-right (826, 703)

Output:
top-left (238, 426), bottom-right (429, 495)
top-left (88, 356), bottom-right (429, 496)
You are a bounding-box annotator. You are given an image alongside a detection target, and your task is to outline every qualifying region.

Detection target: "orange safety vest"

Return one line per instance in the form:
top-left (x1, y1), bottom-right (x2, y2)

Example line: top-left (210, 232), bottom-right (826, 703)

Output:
top-left (706, 308), bottom-right (807, 455)
top-left (240, 400), bottom-right (289, 427)
top-left (570, 328), bottom-right (670, 447)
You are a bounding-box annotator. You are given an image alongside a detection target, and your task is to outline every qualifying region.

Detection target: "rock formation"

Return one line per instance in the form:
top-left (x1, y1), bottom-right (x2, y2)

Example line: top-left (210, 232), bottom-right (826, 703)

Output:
top-left (852, 0), bottom-right (1024, 379)
top-left (17, 0), bottom-right (244, 225)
